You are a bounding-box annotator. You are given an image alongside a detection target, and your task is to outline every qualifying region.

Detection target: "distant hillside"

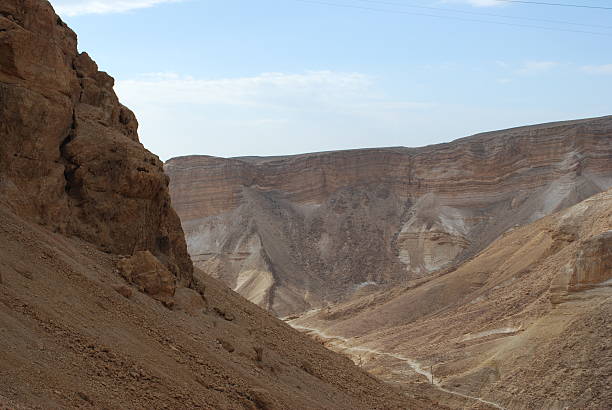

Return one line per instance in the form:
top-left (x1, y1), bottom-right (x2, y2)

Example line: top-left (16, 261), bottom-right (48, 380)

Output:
top-left (166, 116), bottom-right (612, 316)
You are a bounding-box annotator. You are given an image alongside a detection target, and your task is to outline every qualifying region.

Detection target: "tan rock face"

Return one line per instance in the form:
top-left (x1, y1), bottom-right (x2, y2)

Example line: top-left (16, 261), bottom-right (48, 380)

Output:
top-left (570, 231), bottom-right (612, 291)
top-left (0, 0), bottom-right (192, 285)
top-left (551, 228), bottom-right (612, 303)
top-left (166, 117), bottom-right (612, 316)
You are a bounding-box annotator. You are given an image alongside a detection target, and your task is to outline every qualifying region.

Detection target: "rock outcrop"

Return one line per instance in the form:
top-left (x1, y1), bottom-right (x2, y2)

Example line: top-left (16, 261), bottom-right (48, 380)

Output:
top-left (0, 0), bottom-right (192, 285)
top-left (166, 117), bottom-right (612, 315)
top-left (550, 228), bottom-right (612, 304)
top-left (571, 230), bottom-right (612, 290)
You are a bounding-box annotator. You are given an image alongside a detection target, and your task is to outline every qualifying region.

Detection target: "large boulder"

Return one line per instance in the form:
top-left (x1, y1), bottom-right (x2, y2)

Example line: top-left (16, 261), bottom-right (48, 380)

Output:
top-left (118, 251), bottom-right (176, 305)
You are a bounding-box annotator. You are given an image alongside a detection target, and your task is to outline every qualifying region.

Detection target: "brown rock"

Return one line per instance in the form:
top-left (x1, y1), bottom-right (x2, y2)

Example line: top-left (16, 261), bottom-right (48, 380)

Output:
top-left (112, 284), bottom-right (133, 299)
top-left (551, 230), bottom-right (612, 304)
top-left (217, 338), bottom-right (235, 353)
top-left (213, 306), bottom-right (235, 321)
top-left (570, 231), bottom-right (612, 291)
top-left (0, 0), bottom-right (192, 287)
top-left (118, 251), bottom-right (175, 303)
top-left (253, 346), bottom-right (264, 362)
top-left (77, 391), bottom-right (93, 404)
top-left (248, 388), bottom-right (282, 410)
top-left (173, 287), bottom-right (205, 315)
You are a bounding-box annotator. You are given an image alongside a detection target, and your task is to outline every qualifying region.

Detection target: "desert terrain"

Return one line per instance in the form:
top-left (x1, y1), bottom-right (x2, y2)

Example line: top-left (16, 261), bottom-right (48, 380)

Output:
top-left (290, 189), bottom-right (611, 409)
top-left (0, 1), bottom-right (436, 408)
top-left (1, 0), bottom-right (610, 409)
top-left (167, 110), bottom-right (612, 409)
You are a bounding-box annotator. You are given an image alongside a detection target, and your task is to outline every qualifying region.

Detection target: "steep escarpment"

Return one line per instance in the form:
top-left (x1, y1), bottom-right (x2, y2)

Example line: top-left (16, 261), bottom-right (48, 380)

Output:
top-left (0, 0), bottom-right (191, 284)
top-left (166, 117), bottom-right (612, 315)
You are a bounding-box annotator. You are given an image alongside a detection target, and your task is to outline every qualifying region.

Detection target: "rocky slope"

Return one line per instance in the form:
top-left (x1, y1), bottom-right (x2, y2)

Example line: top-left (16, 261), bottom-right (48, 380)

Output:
top-left (166, 117), bottom-right (612, 315)
top-left (0, 1), bottom-right (431, 408)
top-left (290, 189), bottom-right (612, 409)
top-left (0, 205), bottom-right (434, 409)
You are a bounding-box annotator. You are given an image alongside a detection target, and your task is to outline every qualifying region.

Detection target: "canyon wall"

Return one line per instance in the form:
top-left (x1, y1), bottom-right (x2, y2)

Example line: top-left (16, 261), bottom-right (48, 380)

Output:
top-left (166, 117), bottom-right (612, 316)
top-left (0, 0), bottom-right (192, 285)
top-left (0, 3), bottom-right (433, 408)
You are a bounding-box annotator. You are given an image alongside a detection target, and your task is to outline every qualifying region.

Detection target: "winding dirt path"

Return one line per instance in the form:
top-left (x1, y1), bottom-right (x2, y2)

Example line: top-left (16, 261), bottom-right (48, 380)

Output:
top-left (290, 323), bottom-right (505, 410)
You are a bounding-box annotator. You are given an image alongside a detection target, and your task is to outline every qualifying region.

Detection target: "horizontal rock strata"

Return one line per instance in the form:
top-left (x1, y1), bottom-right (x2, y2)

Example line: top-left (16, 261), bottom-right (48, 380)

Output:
top-left (166, 117), bottom-right (612, 316)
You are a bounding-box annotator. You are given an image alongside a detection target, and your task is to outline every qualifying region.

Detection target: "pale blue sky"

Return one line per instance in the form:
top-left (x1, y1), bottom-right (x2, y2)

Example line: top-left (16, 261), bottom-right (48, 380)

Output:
top-left (50, 0), bottom-right (612, 160)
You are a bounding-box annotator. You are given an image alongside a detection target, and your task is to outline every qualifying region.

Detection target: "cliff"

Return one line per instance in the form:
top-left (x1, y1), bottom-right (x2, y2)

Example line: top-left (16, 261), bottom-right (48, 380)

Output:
top-left (166, 117), bottom-right (612, 315)
top-left (0, 2), bottom-right (434, 408)
top-left (0, 0), bottom-right (192, 285)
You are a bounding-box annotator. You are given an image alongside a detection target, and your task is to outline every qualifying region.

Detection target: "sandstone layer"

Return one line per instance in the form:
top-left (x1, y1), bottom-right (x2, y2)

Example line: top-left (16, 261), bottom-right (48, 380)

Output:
top-left (290, 189), bottom-right (612, 409)
top-left (0, 0), bottom-right (191, 285)
top-left (166, 117), bottom-right (612, 315)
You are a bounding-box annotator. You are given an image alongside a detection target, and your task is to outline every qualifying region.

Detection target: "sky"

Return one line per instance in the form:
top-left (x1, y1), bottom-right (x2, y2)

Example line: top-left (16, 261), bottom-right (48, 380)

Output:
top-left (49, 0), bottom-right (612, 160)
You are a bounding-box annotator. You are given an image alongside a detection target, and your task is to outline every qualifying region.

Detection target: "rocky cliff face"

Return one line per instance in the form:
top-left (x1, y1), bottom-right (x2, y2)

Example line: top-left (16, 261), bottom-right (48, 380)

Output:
top-left (166, 117), bottom-right (612, 316)
top-left (0, 0), bottom-right (192, 285)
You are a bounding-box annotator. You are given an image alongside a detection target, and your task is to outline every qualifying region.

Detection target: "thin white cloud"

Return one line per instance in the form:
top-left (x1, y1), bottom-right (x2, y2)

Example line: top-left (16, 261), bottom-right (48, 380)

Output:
top-left (465, 0), bottom-right (503, 6)
top-left (581, 64), bottom-right (612, 75)
top-left (441, 0), bottom-right (504, 7)
top-left (114, 71), bottom-right (436, 159)
top-left (50, 0), bottom-right (183, 17)
top-left (116, 71), bottom-right (432, 111)
top-left (495, 61), bottom-right (509, 69)
top-left (516, 61), bottom-right (559, 75)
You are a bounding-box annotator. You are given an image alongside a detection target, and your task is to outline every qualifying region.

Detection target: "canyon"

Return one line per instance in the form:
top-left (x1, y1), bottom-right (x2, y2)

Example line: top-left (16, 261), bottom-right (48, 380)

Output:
top-left (167, 127), bottom-right (612, 408)
top-left (0, 1), bottom-right (430, 408)
top-left (2, 1), bottom-right (610, 408)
